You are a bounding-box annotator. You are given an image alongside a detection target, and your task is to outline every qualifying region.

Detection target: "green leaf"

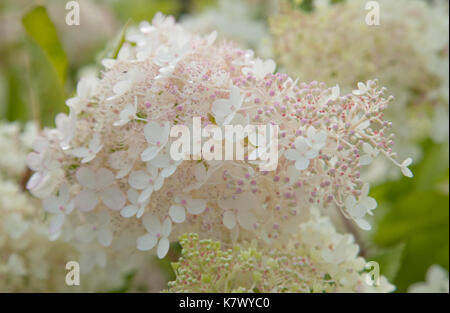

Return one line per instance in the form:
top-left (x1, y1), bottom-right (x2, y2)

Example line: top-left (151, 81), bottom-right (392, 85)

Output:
top-left (370, 140), bottom-right (449, 292)
top-left (22, 6), bottom-right (68, 86)
top-left (373, 191), bottom-right (449, 291)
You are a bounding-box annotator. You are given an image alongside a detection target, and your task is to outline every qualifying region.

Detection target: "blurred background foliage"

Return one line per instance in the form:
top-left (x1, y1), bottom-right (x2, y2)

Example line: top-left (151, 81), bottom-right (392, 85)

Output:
top-left (0, 0), bottom-right (448, 292)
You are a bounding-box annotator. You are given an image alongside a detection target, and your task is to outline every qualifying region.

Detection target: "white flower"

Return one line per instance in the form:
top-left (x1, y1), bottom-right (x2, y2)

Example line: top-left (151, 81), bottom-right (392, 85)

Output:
top-left (136, 214), bottom-right (172, 258)
top-left (169, 196), bottom-right (207, 223)
top-left (242, 58), bottom-right (276, 80)
top-left (120, 189), bottom-right (148, 218)
top-left (4, 213), bottom-right (29, 239)
top-left (408, 265), bottom-right (449, 293)
top-left (321, 236), bottom-right (359, 265)
top-left (71, 132), bottom-right (103, 163)
top-left (75, 211), bottom-right (113, 247)
top-left (107, 67), bottom-right (144, 100)
top-left (66, 76), bottom-right (99, 113)
top-left (359, 143), bottom-right (379, 166)
top-left (212, 85), bottom-right (244, 125)
top-left (344, 183), bottom-right (377, 230)
top-left (141, 121), bottom-right (171, 162)
top-left (26, 137), bottom-right (61, 198)
top-left (330, 84), bottom-right (340, 100)
top-left (148, 146), bottom-right (182, 178)
top-left (43, 184), bottom-right (74, 234)
top-left (7, 254), bottom-right (27, 276)
top-left (113, 97), bottom-right (138, 126)
top-left (55, 108), bottom-right (76, 150)
top-left (128, 163), bottom-right (164, 204)
top-left (154, 41), bottom-right (190, 80)
top-left (218, 192), bottom-right (259, 231)
top-left (79, 246), bottom-right (107, 273)
top-left (108, 150), bottom-right (136, 179)
top-left (284, 136), bottom-right (318, 170)
top-left (400, 158), bottom-right (414, 178)
top-left (352, 82), bottom-right (369, 96)
top-left (74, 167), bottom-right (126, 212)
top-left (306, 126), bottom-right (327, 151)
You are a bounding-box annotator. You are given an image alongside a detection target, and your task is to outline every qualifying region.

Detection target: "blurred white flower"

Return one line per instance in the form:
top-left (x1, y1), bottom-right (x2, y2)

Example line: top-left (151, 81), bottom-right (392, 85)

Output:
top-left (74, 167), bottom-right (126, 211)
top-left (408, 265), bottom-right (449, 293)
top-left (43, 184), bottom-right (74, 234)
top-left (169, 197), bottom-right (207, 223)
top-left (120, 188), bottom-right (148, 218)
top-left (345, 183), bottom-right (377, 230)
top-left (128, 163), bottom-right (164, 204)
top-left (71, 132), bottom-right (103, 163)
top-left (136, 214), bottom-right (172, 258)
top-left (141, 121), bottom-right (170, 162)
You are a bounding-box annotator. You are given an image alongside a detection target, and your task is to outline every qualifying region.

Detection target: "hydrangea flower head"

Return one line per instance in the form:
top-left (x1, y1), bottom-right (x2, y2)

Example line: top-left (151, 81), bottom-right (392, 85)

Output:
top-left (26, 13), bottom-right (411, 261)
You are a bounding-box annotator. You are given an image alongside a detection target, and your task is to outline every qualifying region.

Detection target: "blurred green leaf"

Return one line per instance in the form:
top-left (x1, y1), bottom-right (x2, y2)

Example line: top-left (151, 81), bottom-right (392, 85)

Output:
top-left (371, 140), bottom-right (449, 292)
top-left (22, 6), bottom-right (68, 86)
top-left (97, 19), bottom-right (132, 62)
top-left (21, 5), bottom-right (68, 126)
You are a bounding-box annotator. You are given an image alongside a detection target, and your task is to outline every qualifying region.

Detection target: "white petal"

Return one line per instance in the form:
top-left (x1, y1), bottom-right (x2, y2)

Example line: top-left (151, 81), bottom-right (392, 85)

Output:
top-left (157, 237), bottom-right (170, 259)
top-left (143, 121), bottom-right (170, 145)
top-left (401, 166), bottom-right (413, 178)
top-left (402, 158), bottom-right (413, 167)
top-left (223, 211), bottom-right (236, 229)
top-left (237, 209), bottom-right (257, 230)
top-left (136, 207), bottom-right (145, 218)
top-left (185, 198), bottom-right (207, 215)
top-left (355, 218), bottom-right (371, 231)
top-left (284, 149), bottom-right (300, 161)
top-left (161, 165), bottom-right (177, 178)
top-left (153, 175), bottom-right (165, 191)
top-left (72, 147), bottom-right (89, 158)
top-left (100, 186), bottom-right (126, 210)
top-left (76, 167), bottom-right (97, 189)
top-left (97, 228), bottom-right (113, 247)
top-left (74, 189), bottom-right (98, 212)
top-left (95, 168), bottom-right (114, 190)
top-left (136, 233), bottom-right (157, 251)
top-left (345, 195), bottom-right (357, 210)
top-left (295, 158), bottom-right (310, 170)
top-left (212, 99), bottom-right (232, 118)
top-left (112, 79), bottom-right (132, 96)
top-left (127, 188), bottom-right (140, 205)
top-left (138, 186), bottom-right (153, 204)
top-left (43, 196), bottom-right (59, 213)
top-left (49, 213), bottom-right (65, 234)
top-left (142, 214), bottom-right (161, 235)
top-left (169, 205), bottom-right (186, 223)
top-left (361, 197), bottom-right (377, 211)
top-left (75, 224), bottom-right (95, 243)
top-left (361, 183), bottom-right (370, 197)
top-left (141, 145), bottom-right (161, 162)
top-left (58, 184), bottom-right (71, 205)
top-left (128, 171), bottom-right (150, 190)
top-left (161, 218), bottom-right (172, 237)
top-left (120, 205), bottom-right (138, 218)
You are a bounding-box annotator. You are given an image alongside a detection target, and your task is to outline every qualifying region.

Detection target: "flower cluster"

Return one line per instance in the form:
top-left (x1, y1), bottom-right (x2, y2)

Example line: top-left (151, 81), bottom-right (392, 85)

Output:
top-left (0, 121), bottom-right (165, 292)
top-left (408, 265), bottom-right (449, 293)
top-left (0, 122), bottom-right (37, 181)
top-left (26, 13), bottom-right (411, 264)
top-left (167, 215), bottom-right (394, 293)
top-left (269, 0), bottom-right (449, 166)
